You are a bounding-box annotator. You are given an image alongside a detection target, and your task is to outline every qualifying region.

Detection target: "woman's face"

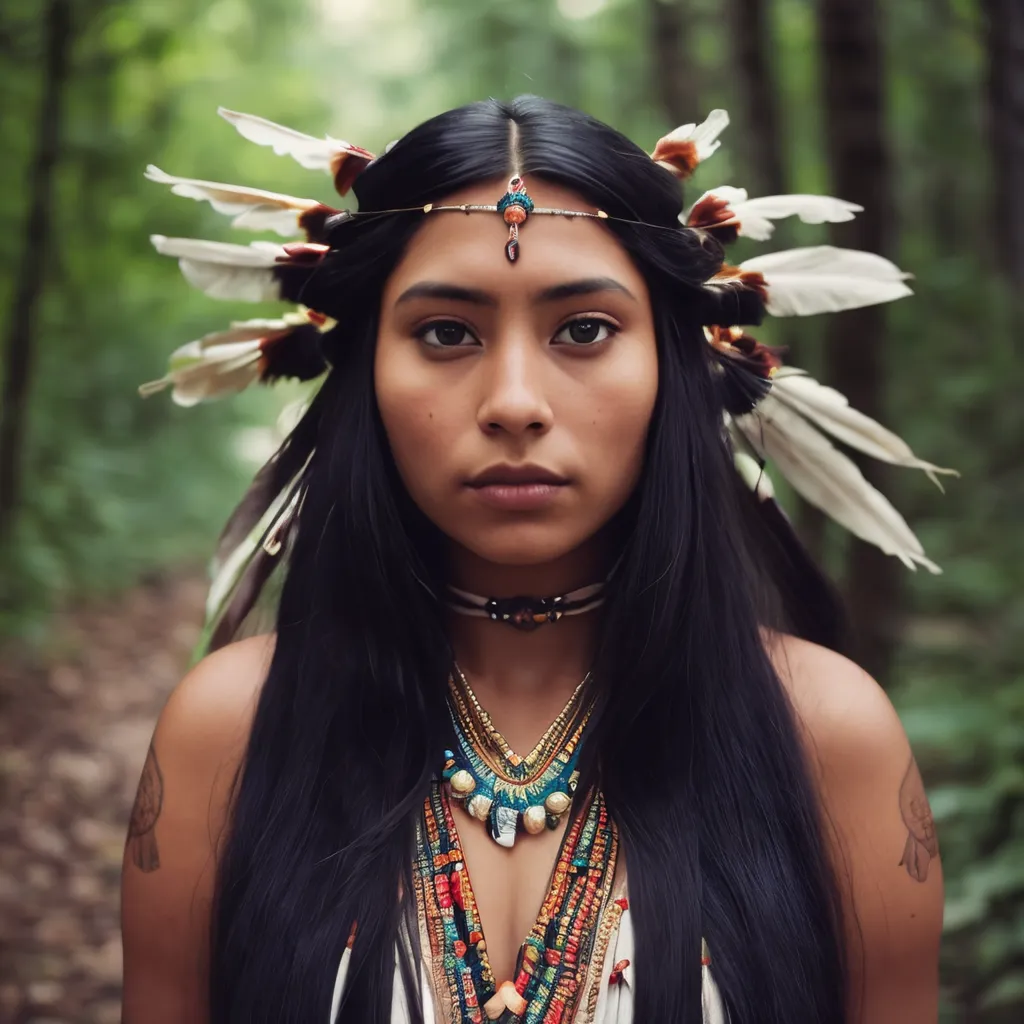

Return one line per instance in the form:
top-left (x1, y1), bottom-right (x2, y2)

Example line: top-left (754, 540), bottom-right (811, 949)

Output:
top-left (375, 177), bottom-right (659, 571)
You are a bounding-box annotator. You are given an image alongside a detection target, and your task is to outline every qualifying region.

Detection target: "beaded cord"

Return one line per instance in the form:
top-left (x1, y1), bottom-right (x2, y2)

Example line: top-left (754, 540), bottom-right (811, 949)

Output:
top-left (414, 780), bottom-right (618, 1023)
top-left (443, 666), bottom-right (593, 847)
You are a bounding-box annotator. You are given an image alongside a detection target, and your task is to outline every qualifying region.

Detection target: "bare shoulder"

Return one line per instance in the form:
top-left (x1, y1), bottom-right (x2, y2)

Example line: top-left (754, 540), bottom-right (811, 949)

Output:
top-left (763, 630), bottom-right (903, 768)
top-left (763, 630), bottom-right (943, 1024)
top-left (120, 633), bottom-right (276, 1024)
top-left (160, 632), bottom-right (276, 763)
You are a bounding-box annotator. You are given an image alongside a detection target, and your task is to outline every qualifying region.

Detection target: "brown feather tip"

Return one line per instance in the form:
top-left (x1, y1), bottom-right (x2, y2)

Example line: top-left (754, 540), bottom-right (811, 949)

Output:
top-left (650, 138), bottom-right (700, 179)
top-left (687, 194), bottom-right (741, 243)
top-left (298, 203), bottom-right (342, 243)
top-left (330, 147), bottom-right (376, 197)
top-left (277, 242), bottom-right (330, 265)
top-left (708, 264), bottom-right (769, 305)
top-left (706, 325), bottom-right (784, 379)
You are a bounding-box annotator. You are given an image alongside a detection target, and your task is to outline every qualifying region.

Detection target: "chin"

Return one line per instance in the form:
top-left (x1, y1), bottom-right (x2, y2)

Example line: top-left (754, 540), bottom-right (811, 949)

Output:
top-left (450, 522), bottom-right (593, 568)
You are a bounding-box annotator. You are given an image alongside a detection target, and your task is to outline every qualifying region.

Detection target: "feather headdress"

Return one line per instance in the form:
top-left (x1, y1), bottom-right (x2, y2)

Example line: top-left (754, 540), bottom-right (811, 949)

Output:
top-left (141, 106), bottom-right (952, 647)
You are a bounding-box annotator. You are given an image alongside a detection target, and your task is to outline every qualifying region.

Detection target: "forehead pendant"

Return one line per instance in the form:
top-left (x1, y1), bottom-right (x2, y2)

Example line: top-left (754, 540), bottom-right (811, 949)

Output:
top-left (496, 175), bottom-right (535, 263)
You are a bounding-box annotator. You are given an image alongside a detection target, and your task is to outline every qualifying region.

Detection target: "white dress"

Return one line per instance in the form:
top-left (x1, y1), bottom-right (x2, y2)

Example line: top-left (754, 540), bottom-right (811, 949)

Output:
top-left (328, 870), bottom-right (729, 1024)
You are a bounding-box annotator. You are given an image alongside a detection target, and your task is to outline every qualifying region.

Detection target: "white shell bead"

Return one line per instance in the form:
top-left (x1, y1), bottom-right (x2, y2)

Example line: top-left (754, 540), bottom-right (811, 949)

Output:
top-left (467, 794), bottom-right (492, 820)
top-left (544, 791), bottom-right (571, 814)
top-left (450, 770), bottom-right (476, 795)
top-left (523, 805), bottom-right (547, 835)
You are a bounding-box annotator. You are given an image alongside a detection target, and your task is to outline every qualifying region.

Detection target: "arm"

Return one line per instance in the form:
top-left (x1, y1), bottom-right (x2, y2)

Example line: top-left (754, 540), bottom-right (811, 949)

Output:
top-left (120, 634), bottom-right (274, 1024)
top-left (771, 636), bottom-right (944, 1024)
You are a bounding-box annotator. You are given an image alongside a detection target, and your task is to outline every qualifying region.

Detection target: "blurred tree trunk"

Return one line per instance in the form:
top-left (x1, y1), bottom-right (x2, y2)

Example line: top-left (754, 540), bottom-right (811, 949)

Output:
top-left (0, 0), bottom-right (71, 541)
top-left (729, 0), bottom-right (785, 196)
top-left (983, 0), bottom-right (1024, 291)
top-left (817, 0), bottom-right (902, 684)
top-left (646, 0), bottom-right (700, 123)
top-left (728, 0), bottom-right (829, 561)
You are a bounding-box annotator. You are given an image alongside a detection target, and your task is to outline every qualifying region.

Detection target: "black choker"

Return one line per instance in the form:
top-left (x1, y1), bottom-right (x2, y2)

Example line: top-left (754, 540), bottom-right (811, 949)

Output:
top-left (442, 558), bottom-right (620, 631)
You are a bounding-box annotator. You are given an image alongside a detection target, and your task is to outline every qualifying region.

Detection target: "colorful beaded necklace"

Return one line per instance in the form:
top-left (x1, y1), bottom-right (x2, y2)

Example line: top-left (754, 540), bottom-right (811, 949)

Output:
top-left (414, 780), bottom-right (619, 1023)
top-left (442, 663), bottom-right (593, 848)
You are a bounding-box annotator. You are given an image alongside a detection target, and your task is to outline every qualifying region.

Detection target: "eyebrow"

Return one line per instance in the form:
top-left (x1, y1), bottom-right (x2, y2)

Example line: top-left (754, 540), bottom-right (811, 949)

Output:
top-left (393, 276), bottom-right (637, 307)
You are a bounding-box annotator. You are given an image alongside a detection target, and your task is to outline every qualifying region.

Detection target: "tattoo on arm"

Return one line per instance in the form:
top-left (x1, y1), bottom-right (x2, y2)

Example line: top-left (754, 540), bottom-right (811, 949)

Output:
top-left (897, 753), bottom-right (939, 882)
top-left (127, 742), bottom-right (164, 872)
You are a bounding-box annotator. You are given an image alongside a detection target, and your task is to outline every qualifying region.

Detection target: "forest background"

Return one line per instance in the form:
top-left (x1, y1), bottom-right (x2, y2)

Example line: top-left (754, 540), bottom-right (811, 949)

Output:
top-left (0, 0), bottom-right (1021, 1020)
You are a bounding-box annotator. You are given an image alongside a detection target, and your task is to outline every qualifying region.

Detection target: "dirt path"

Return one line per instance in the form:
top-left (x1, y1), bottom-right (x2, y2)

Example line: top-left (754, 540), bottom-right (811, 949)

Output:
top-left (0, 572), bottom-right (207, 1024)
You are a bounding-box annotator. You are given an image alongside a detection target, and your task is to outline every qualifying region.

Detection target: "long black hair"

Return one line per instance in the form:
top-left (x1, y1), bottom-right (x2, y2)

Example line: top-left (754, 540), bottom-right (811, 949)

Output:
top-left (210, 96), bottom-right (850, 1024)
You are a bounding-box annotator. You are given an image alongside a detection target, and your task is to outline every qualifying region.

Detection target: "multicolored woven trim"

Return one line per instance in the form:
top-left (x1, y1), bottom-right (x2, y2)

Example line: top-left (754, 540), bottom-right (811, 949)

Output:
top-left (413, 781), bottom-right (618, 1023)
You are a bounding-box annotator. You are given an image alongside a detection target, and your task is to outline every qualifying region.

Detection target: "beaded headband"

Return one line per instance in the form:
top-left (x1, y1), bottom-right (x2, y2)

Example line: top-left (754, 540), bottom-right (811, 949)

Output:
top-left (343, 173), bottom-right (609, 263)
top-left (139, 105), bottom-right (955, 650)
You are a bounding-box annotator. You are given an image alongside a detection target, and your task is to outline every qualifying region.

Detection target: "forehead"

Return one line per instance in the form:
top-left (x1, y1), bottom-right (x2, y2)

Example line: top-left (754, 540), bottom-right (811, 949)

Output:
top-left (381, 177), bottom-right (648, 302)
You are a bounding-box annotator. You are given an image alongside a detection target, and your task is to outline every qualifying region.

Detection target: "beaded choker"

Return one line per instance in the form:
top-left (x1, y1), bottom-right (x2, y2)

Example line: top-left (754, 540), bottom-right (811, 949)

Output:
top-left (443, 556), bottom-right (621, 631)
top-left (443, 579), bottom-right (607, 631)
top-left (442, 661), bottom-right (593, 848)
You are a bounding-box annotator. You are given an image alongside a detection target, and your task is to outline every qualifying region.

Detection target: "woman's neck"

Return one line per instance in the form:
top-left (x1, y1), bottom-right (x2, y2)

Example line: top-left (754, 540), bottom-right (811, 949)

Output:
top-left (443, 536), bottom-right (610, 745)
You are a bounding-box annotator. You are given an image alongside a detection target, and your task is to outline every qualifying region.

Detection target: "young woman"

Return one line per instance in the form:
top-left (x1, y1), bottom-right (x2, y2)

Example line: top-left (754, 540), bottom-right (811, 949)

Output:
top-left (122, 96), bottom-right (945, 1024)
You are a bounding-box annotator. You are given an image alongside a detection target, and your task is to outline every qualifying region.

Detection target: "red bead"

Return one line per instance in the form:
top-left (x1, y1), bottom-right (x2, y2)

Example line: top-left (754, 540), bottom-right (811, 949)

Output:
top-left (545, 949), bottom-right (561, 966)
top-left (450, 870), bottom-right (464, 909)
top-left (434, 874), bottom-right (452, 909)
top-left (454, 940), bottom-right (467, 958)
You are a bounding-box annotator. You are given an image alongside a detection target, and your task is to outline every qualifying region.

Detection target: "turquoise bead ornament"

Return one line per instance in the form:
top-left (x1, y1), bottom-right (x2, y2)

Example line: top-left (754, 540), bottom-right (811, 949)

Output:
top-left (496, 175), bottom-right (535, 262)
top-left (443, 661), bottom-right (591, 848)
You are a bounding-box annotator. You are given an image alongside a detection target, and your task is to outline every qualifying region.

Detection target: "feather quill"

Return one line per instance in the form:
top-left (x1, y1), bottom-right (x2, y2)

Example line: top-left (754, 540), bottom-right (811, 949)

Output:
top-left (739, 245), bottom-right (913, 316)
top-left (735, 398), bottom-right (940, 572)
top-left (145, 165), bottom-right (325, 236)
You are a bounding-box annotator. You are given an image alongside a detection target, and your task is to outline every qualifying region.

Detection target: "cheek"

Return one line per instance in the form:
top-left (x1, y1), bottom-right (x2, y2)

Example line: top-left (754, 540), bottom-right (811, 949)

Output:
top-left (577, 346), bottom-right (658, 498)
top-left (374, 340), bottom-right (460, 498)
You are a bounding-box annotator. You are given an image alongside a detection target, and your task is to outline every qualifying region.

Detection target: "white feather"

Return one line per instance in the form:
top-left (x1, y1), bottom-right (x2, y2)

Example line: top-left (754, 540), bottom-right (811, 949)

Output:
top-left (771, 369), bottom-right (957, 488)
top-left (150, 235), bottom-right (285, 301)
top-left (660, 109), bottom-right (730, 162)
top-left (739, 245), bottom-right (913, 316)
top-left (138, 338), bottom-right (264, 406)
top-left (736, 396), bottom-right (940, 572)
top-left (217, 107), bottom-right (358, 173)
top-left (720, 192), bottom-right (862, 241)
top-left (145, 165), bottom-right (318, 236)
top-left (150, 235), bottom-right (285, 265)
top-left (699, 185), bottom-right (747, 207)
top-left (194, 316), bottom-right (300, 347)
top-left (690, 109), bottom-right (730, 161)
top-left (205, 485), bottom-right (289, 621)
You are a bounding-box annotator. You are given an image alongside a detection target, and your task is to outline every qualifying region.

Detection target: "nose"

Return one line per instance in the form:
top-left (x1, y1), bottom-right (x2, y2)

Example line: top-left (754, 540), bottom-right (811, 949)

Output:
top-left (475, 334), bottom-right (553, 438)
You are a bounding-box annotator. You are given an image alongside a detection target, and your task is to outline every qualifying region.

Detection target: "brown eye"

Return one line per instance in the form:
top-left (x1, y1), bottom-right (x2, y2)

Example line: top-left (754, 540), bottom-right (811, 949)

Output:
top-left (554, 318), bottom-right (618, 346)
top-left (416, 321), bottom-right (476, 347)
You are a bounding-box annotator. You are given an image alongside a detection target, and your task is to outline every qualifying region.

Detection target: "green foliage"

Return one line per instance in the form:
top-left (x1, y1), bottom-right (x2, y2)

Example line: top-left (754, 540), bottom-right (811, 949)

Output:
top-left (0, 0), bottom-right (328, 639)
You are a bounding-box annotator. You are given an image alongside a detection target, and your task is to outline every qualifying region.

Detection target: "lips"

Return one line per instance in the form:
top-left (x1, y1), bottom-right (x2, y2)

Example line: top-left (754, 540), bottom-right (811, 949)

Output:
top-left (467, 464), bottom-right (569, 488)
